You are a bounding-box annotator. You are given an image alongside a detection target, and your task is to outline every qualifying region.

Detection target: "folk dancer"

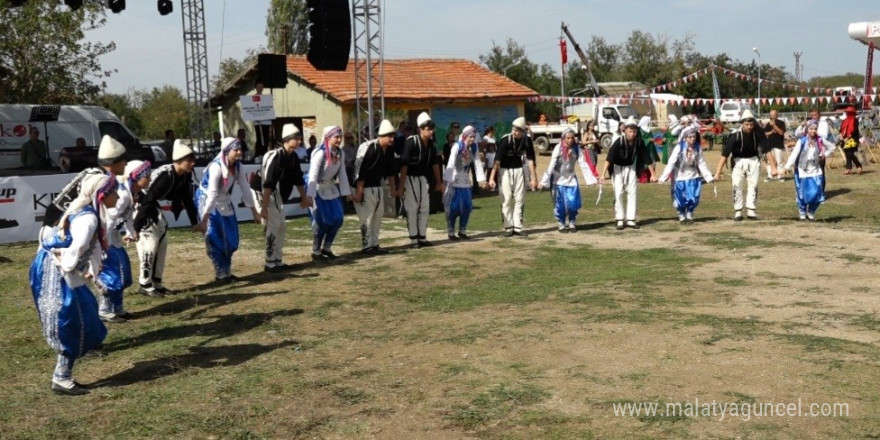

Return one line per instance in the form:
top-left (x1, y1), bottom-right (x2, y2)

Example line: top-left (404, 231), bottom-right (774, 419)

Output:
top-left (444, 125), bottom-right (488, 240)
top-left (399, 112), bottom-right (443, 248)
top-left (353, 119), bottom-right (397, 254)
top-left (539, 127), bottom-right (599, 232)
top-left (599, 116), bottom-right (657, 230)
top-left (257, 124), bottom-right (311, 273)
top-left (779, 120), bottom-right (835, 221)
top-left (195, 138), bottom-right (260, 282)
top-left (132, 140), bottom-right (199, 296)
top-left (29, 174), bottom-right (118, 395)
top-left (713, 110), bottom-right (773, 221)
top-left (43, 135), bottom-right (128, 232)
top-left (657, 127), bottom-right (714, 224)
top-left (488, 117), bottom-right (538, 237)
top-left (308, 126), bottom-right (352, 260)
top-left (96, 159), bottom-right (152, 322)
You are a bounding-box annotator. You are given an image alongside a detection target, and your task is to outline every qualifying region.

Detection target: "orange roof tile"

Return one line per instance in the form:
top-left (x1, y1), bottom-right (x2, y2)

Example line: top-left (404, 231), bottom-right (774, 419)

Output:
top-left (285, 56), bottom-right (537, 103)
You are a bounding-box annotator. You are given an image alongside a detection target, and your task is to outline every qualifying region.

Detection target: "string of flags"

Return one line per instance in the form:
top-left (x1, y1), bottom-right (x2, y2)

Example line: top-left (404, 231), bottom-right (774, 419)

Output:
top-left (532, 64), bottom-right (878, 106)
top-left (637, 64), bottom-right (876, 95)
top-left (528, 95), bottom-right (878, 106)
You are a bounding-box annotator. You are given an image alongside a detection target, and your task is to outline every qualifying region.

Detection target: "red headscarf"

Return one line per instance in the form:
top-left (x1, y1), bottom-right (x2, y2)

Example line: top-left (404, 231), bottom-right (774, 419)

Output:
top-left (839, 106), bottom-right (857, 138)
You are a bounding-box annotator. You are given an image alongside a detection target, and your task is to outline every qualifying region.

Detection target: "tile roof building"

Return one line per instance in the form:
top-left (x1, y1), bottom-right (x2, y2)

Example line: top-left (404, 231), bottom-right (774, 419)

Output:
top-left (211, 55), bottom-right (537, 155)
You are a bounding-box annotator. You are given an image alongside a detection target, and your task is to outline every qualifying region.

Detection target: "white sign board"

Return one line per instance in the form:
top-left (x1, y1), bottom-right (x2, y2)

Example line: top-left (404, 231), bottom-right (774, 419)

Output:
top-left (0, 164), bottom-right (310, 244)
top-left (239, 94), bottom-right (276, 122)
top-left (848, 22), bottom-right (880, 45)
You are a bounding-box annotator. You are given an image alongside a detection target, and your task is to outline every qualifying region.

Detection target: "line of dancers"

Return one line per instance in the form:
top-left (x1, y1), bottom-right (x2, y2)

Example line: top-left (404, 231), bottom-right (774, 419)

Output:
top-left (27, 111), bottom-right (835, 395)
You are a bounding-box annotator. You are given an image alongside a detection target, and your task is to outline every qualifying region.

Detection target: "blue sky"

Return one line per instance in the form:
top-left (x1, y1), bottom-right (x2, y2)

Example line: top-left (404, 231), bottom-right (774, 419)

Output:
top-left (87, 0), bottom-right (880, 95)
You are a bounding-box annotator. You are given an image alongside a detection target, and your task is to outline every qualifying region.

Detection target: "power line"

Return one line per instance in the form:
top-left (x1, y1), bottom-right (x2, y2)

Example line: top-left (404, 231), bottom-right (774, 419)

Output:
top-left (218, 0), bottom-right (227, 62)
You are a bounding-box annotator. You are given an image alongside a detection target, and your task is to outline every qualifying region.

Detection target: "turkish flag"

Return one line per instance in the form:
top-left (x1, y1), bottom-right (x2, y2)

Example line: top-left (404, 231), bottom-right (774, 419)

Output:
top-left (560, 39), bottom-right (568, 65)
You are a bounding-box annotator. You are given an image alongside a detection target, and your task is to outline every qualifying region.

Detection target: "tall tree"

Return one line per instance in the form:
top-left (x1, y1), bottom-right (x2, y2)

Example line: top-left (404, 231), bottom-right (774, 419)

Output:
top-left (0, 0), bottom-right (115, 104)
top-left (480, 38), bottom-right (561, 120)
top-left (266, 0), bottom-right (308, 55)
top-left (133, 86), bottom-right (192, 140)
top-left (211, 47), bottom-right (263, 95)
top-left (97, 92), bottom-right (144, 137)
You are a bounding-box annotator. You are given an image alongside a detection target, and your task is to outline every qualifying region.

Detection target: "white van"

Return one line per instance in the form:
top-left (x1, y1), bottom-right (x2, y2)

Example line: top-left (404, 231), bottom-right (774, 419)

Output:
top-left (0, 104), bottom-right (149, 170)
top-left (719, 101), bottom-right (753, 123)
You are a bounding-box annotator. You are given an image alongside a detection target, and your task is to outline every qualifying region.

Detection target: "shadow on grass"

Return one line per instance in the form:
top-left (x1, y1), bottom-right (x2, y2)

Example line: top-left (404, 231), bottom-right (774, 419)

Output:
top-left (133, 290), bottom-right (289, 318)
top-left (817, 215), bottom-right (855, 223)
top-left (91, 340), bottom-right (300, 388)
top-left (106, 308), bottom-right (304, 351)
top-left (824, 188), bottom-right (852, 200)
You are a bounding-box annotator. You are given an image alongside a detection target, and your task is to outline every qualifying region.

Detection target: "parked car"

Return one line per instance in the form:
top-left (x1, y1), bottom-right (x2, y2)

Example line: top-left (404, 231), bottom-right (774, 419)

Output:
top-left (719, 101), bottom-right (753, 123)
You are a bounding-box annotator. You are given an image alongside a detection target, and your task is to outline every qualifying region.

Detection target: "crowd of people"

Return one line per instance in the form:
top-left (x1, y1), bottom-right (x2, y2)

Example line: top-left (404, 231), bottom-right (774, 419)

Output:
top-left (26, 106), bottom-right (860, 395)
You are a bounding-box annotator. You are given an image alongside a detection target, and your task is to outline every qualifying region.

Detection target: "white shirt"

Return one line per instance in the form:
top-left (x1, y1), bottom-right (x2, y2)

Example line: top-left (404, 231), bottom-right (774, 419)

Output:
top-left (444, 142), bottom-right (487, 188)
top-left (784, 137), bottom-right (834, 178)
top-left (539, 144), bottom-right (597, 188)
top-left (45, 211), bottom-right (102, 288)
top-left (105, 183), bottom-right (137, 247)
top-left (199, 160), bottom-right (256, 218)
top-left (308, 147), bottom-right (352, 200)
top-left (659, 144), bottom-right (714, 183)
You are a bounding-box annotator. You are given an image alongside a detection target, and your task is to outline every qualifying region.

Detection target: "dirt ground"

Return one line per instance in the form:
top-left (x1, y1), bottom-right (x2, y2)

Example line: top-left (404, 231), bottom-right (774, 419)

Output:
top-left (125, 210), bottom-right (880, 438)
top-left (5, 143), bottom-right (879, 439)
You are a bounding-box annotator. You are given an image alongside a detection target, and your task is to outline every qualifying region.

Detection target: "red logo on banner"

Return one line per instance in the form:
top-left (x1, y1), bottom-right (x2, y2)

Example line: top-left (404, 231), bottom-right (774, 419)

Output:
top-left (252, 95), bottom-right (262, 103)
top-left (12, 125), bottom-right (27, 137)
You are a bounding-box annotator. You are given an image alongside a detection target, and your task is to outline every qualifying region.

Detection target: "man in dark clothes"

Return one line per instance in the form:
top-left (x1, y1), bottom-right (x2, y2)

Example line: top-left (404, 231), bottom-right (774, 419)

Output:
top-left (353, 119), bottom-right (397, 254)
top-left (598, 116), bottom-right (656, 230)
top-left (713, 109), bottom-right (774, 221)
top-left (258, 124), bottom-right (311, 273)
top-left (487, 117), bottom-right (538, 237)
top-left (764, 109), bottom-right (787, 181)
top-left (132, 140), bottom-right (200, 296)
top-left (399, 112), bottom-right (443, 248)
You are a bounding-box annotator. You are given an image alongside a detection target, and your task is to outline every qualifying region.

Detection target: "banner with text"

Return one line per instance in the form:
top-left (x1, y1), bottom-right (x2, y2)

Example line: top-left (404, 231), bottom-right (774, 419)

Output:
top-left (0, 164), bottom-right (310, 244)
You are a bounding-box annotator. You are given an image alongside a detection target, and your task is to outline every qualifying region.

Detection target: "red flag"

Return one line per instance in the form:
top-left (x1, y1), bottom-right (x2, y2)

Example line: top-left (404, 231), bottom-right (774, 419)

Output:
top-left (560, 39), bottom-right (568, 65)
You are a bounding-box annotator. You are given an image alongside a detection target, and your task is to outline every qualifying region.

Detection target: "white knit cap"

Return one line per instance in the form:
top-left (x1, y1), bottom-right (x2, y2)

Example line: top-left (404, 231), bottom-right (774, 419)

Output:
top-left (97, 135), bottom-right (126, 165)
top-left (416, 112), bottom-right (433, 128)
top-left (740, 109), bottom-right (756, 121)
top-left (172, 139), bottom-right (194, 161)
top-left (377, 119), bottom-right (395, 136)
top-left (281, 124), bottom-right (301, 141)
top-left (623, 116), bottom-right (638, 127)
top-left (512, 117), bottom-right (526, 131)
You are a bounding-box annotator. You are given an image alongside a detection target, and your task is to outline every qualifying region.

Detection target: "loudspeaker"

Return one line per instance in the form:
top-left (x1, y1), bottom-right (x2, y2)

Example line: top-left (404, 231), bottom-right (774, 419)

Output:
top-left (306, 0), bottom-right (351, 71)
top-left (257, 54), bottom-right (288, 89)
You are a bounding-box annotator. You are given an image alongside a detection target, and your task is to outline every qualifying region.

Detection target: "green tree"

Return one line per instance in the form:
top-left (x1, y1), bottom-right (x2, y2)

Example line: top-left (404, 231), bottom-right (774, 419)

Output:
top-left (266, 0), bottom-right (308, 55)
top-left (97, 92), bottom-right (143, 137)
top-left (480, 38), bottom-right (561, 121)
top-left (211, 47), bottom-right (262, 95)
top-left (0, 0), bottom-right (115, 104)
top-left (585, 36), bottom-right (621, 84)
top-left (133, 86), bottom-right (192, 140)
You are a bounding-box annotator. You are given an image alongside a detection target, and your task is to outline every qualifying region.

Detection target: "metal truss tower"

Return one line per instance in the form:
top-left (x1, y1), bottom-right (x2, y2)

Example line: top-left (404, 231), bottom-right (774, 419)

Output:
top-left (181, 0), bottom-right (211, 146)
top-left (351, 0), bottom-right (384, 143)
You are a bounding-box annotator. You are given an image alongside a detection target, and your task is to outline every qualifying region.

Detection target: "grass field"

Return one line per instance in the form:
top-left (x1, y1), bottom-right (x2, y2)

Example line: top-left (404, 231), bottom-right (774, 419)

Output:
top-left (2, 154), bottom-right (880, 439)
